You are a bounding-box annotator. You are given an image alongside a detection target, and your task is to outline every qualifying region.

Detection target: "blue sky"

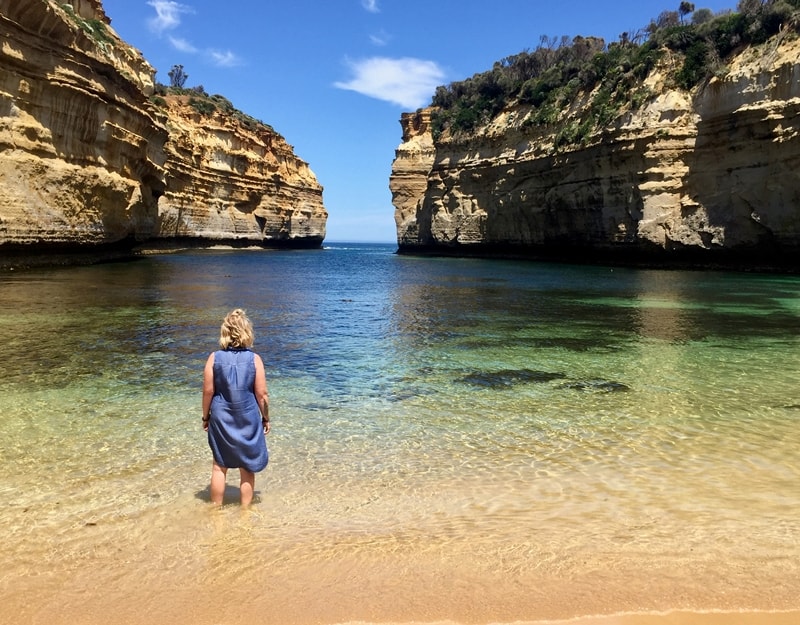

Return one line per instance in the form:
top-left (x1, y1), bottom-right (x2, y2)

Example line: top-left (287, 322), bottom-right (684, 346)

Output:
top-left (101, 0), bottom-right (736, 243)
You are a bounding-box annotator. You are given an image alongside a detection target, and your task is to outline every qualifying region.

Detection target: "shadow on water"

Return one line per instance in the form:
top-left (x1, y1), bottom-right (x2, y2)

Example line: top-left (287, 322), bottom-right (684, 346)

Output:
top-left (194, 484), bottom-right (267, 507)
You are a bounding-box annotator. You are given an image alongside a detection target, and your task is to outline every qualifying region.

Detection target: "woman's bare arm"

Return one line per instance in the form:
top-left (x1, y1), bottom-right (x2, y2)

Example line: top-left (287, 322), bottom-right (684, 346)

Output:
top-left (254, 353), bottom-right (270, 434)
top-left (202, 353), bottom-right (215, 430)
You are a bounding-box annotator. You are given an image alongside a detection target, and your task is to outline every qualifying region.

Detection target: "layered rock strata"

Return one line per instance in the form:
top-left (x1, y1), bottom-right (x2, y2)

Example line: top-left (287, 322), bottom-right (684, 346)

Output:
top-left (0, 0), bottom-right (166, 252)
top-left (156, 96), bottom-right (325, 247)
top-left (391, 37), bottom-right (800, 266)
top-left (0, 0), bottom-right (325, 263)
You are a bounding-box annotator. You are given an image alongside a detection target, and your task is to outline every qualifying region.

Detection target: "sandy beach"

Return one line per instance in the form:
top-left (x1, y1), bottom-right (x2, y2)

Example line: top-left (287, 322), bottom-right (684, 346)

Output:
top-left (3, 571), bottom-right (799, 625)
top-left (2, 499), bottom-right (798, 625)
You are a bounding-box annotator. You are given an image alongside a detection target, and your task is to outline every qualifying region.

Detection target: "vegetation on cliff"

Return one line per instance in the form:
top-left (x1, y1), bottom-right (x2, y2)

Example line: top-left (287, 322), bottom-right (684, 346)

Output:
top-left (60, 4), bottom-right (113, 48)
top-left (149, 66), bottom-right (272, 134)
top-left (430, 0), bottom-right (800, 145)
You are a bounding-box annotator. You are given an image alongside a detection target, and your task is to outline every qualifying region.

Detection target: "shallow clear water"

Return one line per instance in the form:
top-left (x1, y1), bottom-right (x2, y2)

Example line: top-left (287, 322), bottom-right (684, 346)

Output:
top-left (0, 243), bottom-right (798, 624)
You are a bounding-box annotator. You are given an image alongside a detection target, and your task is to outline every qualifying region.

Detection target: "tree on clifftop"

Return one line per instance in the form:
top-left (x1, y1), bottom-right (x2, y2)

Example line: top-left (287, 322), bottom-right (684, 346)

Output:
top-left (678, 2), bottom-right (694, 24)
top-left (679, 1), bottom-right (696, 22)
top-left (168, 64), bottom-right (188, 89)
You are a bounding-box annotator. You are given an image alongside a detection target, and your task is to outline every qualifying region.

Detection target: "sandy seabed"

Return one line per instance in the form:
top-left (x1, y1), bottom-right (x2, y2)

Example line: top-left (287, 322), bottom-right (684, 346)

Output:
top-left (2, 500), bottom-right (798, 625)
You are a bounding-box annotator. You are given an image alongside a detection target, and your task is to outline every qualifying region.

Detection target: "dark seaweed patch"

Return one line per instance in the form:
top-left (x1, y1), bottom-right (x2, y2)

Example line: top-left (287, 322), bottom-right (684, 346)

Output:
top-left (557, 379), bottom-right (630, 393)
top-left (530, 337), bottom-right (619, 352)
top-left (459, 369), bottom-right (567, 389)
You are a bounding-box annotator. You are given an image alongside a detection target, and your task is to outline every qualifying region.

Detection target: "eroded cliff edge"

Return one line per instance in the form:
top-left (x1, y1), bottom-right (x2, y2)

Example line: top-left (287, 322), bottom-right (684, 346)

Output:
top-left (391, 33), bottom-right (800, 268)
top-left (155, 94), bottom-right (326, 248)
top-left (0, 0), bottom-right (325, 264)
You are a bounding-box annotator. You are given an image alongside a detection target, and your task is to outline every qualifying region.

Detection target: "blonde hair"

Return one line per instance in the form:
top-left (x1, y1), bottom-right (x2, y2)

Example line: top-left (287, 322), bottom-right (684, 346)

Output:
top-left (219, 308), bottom-right (255, 349)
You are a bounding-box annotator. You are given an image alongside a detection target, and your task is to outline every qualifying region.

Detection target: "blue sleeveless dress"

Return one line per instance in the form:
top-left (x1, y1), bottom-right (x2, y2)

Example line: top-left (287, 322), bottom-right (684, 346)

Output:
top-left (207, 348), bottom-right (269, 472)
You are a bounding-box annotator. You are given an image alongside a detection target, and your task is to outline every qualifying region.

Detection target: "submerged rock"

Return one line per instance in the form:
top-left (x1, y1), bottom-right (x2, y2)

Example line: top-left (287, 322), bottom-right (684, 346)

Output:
top-left (557, 379), bottom-right (631, 393)
top-left (459, 368), bottom-right (567, 388)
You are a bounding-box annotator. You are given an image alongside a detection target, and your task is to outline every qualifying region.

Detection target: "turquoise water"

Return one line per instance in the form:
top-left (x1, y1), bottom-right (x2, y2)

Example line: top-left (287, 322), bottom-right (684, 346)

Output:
top-left (1, 243), bottom-right (799, 624)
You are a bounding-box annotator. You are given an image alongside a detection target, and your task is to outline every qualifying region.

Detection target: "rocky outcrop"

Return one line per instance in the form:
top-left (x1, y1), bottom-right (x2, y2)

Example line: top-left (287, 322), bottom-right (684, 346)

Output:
top-left (391, 36), bottom-right (800, 266)
top-left (0, 0), bottom-right (166, 251)
top-left (0, 0), bottom-right (325, 263)
top-left (391, 109), bottom-right (436, 246)
top-left (155, 95), bottom-right (325, 247)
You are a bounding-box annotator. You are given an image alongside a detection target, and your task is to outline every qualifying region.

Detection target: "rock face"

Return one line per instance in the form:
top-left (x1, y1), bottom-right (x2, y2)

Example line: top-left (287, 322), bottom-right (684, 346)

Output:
top-left (0, 0), bottom-right (166, 250)
top-left (156, 96), bottom-right (325, 247)
top-left (390, 37), bottom-right (800, 265)
top-left (0, 0), bottom-right (325, 260)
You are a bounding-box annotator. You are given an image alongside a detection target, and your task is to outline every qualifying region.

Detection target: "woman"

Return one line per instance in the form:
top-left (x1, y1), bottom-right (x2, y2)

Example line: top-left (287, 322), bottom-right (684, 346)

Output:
top-left (202, 309), bottom-right (270, 507)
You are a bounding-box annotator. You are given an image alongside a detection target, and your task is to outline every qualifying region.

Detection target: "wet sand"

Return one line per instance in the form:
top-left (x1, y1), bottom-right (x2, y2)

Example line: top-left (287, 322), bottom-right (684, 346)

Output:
top-left (3, 578), bottom-right (798, 625)
top-left (1, 502), bottom-right (797, 625)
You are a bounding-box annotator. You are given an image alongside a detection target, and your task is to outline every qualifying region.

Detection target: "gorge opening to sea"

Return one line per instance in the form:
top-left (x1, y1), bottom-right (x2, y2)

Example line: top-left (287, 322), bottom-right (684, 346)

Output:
top-left (1, 242), bottom-right (798, 625)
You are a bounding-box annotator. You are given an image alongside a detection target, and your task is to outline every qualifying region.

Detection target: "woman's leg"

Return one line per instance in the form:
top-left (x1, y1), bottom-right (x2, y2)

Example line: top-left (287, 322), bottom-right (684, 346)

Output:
top-left (239, 468), bottom-right (255, 507)
top-left (210, 461), bottom-right (227, 505)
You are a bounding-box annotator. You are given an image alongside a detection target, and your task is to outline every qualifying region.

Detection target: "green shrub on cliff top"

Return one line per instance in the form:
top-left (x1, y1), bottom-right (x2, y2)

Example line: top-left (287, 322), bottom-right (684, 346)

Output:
top-left (189, 97), bottom-right (216, 116)
top-left (430, 1), bottom-right (800, 142)
top-left (152, 81), bottom-right (274, 132)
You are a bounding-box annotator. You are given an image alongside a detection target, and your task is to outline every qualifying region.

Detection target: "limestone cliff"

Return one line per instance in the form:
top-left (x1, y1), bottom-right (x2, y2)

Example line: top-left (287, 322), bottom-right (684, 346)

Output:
top-left (0, 0), bottom-right (166, 251)
top-left (391, 32), bottom-right (800, 266)
top-left (0, 0), bottom-right (325, 263)
top-left (155, 94), bottom-right (325, 247)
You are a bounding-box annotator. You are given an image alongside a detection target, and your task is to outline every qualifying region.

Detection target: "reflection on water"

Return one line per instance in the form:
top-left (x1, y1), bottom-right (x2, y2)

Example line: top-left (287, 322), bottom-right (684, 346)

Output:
top-left (0, 244), bottom-right (799, 624)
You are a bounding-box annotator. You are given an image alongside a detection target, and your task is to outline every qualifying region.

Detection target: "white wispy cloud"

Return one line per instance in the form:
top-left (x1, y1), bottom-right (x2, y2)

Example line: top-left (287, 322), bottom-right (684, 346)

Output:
top-left (146, 2), bottom-right (244, 69)
top-left (208, 50), bottom-right (242, 68)
top-left (334, 57), bottom-right (445, 109)
top-left (369, 29), bottom-right (390, 46)
top-left (169, 36), bottom-right (198, 53)
top-left (147, 0), bottom-right (192, 34)
top-left (361, 0), bottom-right (380, 13)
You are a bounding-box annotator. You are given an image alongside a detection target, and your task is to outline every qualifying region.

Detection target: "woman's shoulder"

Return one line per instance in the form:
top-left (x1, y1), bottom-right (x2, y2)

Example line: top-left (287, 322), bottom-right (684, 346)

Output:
top-left (214, 348), bottom-right (255, 361)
